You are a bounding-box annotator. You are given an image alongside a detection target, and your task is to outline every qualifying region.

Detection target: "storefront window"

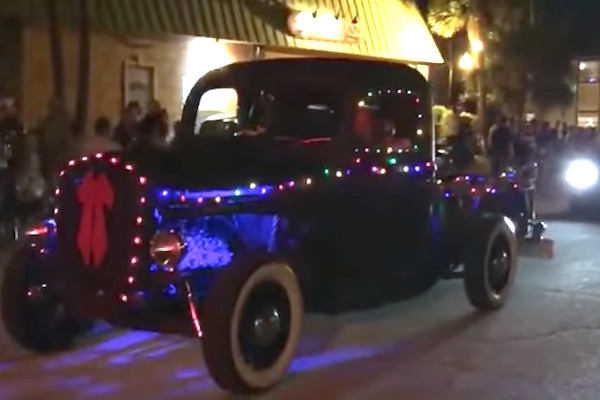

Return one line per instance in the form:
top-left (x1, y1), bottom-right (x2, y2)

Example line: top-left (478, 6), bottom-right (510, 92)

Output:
top-left (577, 83), bottom-right (600, 112)
top-left (579, 61), bottom-right (600, 83)
top-left (577, 113), bottom-right (598, 128)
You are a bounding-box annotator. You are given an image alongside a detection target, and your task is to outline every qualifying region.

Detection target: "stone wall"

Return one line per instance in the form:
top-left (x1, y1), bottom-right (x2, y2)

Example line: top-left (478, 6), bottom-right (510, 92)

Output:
top-left (0, 18), bottom-right (23, 106)
top-left (21, 25), bottom-right (253, 133)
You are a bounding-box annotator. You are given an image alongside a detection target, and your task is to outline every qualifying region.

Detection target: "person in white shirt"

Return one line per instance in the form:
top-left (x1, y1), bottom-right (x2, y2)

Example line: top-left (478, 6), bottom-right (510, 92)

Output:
top-left (78, 117), bottom-right (122, 156)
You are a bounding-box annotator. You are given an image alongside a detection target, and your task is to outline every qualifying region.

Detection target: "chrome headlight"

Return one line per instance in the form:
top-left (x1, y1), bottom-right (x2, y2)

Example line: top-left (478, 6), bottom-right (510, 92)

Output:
top-left (149, 230), bottom-right (186, 272)
top-left (565, 159), bottom-right (599, 189)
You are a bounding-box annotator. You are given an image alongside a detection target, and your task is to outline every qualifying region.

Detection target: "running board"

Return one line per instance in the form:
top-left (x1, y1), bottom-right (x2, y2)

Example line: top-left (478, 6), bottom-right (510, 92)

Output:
top-left (520, 237), bottom-right (554, 259)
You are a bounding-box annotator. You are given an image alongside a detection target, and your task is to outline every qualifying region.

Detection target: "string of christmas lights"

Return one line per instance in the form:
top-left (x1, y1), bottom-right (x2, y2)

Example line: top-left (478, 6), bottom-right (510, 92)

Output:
top-left (54, 149), bottom-right (521, 304)
top-left (58, 149), bottom-right (519, 213)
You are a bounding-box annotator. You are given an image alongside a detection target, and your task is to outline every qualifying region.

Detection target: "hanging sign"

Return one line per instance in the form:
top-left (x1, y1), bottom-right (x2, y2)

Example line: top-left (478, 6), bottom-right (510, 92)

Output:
top-left (288, 10), bottom-right (360, 43)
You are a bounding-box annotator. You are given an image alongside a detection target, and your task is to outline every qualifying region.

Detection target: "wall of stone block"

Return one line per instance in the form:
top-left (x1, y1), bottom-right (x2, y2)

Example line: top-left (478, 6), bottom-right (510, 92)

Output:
top-left (21, 25), bottom-right (254, 133)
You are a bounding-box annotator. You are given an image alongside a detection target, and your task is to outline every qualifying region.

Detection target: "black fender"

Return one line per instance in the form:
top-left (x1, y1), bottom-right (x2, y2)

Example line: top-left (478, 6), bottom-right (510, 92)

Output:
top-left (6, 243), bottom-right (56, 293)
top-left (463, 213), bottom-right (518, 261)
top-left (478, 189), bottom-right (530, 238)
top-left (11, 217), bottom-right (60, 293)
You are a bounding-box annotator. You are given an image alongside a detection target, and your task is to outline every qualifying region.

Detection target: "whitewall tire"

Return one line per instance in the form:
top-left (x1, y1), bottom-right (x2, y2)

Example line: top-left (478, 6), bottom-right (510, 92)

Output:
top-left (201, 254), bottom-right (303, 394)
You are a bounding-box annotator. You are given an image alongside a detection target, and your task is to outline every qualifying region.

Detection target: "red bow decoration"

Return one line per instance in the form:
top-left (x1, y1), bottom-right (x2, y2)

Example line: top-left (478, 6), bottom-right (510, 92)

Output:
top-left (76, 172), bottom-right (114, 267)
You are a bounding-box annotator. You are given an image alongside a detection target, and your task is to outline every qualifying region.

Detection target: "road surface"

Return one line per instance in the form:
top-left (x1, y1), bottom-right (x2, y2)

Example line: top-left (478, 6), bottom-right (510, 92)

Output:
top-left (0, 187), bottom-right (599, 399)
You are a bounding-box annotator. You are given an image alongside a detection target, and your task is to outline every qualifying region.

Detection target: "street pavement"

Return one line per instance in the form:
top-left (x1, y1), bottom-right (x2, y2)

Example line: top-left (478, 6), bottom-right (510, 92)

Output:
top-left (0, 181), bottom-right (600, 399)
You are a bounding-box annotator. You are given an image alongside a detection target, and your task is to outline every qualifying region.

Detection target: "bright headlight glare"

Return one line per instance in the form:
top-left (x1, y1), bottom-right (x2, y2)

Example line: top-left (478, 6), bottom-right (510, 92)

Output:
top-left (565, 159), bottom-right (599, 189)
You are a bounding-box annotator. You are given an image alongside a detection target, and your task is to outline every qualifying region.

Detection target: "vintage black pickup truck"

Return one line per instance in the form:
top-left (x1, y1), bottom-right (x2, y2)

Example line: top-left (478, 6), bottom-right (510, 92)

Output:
top-left (2, 58), bottom-right (542, 394)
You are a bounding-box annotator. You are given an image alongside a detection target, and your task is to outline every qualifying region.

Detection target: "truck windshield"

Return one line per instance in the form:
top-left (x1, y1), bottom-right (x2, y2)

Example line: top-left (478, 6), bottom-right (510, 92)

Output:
top-left (190, 81), bottom-right (427, 150)
top-left (240, 88), bottom-right (343, 140)
top-left (195, 86), bottom-right (345, 141)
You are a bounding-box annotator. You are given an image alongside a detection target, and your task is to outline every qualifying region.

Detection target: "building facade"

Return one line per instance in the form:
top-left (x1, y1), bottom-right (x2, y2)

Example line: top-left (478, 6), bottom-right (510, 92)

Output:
top-left (0, 0), bottom-right (443, 131)
top-left (576, 59), bottom-right (600, 127)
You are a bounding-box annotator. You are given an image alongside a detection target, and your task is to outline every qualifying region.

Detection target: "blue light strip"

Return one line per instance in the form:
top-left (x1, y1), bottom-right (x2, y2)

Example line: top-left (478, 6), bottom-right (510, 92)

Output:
top-left (152, 161), bottom-right (516, 208)
top-left (156, 184), bottom-right (274, 203)
top-left (154, 162), bottom-right (435, 207)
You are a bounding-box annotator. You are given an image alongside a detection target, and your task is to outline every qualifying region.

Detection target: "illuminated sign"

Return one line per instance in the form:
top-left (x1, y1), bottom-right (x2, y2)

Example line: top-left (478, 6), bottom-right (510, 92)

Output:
top-left (288, 11), bottom-right (360, 43)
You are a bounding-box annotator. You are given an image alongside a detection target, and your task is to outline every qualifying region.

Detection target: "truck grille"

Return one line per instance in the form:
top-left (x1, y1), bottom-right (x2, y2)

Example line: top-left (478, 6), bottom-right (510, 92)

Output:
top-left (55, 155), bottom-right (143, 315)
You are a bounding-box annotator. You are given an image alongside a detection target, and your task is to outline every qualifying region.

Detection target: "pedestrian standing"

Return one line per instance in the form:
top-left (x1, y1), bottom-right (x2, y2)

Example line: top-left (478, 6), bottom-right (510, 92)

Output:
top-left (78, 117), bottom-right (122, 156)
top-left (113, 101), bottom-right (141, 148)
top-left (488, 116), bottom-right (513, 176)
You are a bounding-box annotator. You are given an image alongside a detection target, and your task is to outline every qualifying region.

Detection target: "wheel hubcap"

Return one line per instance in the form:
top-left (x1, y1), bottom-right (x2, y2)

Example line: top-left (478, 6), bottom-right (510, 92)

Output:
top-left (488, 243), bottom-right (511, 294)
top-left (253, 307), bottom-right (282, 346)
top-left (24, 284), bottom-right (67, 328)
top-left (238, 281), bottom-right (291, 370)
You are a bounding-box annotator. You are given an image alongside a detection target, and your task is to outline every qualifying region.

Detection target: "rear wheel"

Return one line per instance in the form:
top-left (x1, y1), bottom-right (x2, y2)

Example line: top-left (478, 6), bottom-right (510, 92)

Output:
top-left (1, 250), bottom-right (88, 353)
top-left (463, 217), bottom-right (518, 311)
top-left (201, 254), bottom-right (303, 394)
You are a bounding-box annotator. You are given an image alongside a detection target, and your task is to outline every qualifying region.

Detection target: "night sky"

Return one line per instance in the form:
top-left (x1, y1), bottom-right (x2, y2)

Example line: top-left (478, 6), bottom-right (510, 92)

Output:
top-left (570, 1), bottom-right (600, 55)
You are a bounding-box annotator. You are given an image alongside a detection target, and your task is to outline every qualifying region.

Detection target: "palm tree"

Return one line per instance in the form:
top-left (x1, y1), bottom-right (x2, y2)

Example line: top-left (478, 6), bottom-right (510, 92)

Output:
top-left (427, 0), bottom-right (482, 43)
top-left (428, 0), bottom-right (523, 42)
top-left (428, 0), bottom-right (525, 128)
top-left (428, 0), bottom-right (487, 132)
top-left (487, 6), bottom-right (574, 117)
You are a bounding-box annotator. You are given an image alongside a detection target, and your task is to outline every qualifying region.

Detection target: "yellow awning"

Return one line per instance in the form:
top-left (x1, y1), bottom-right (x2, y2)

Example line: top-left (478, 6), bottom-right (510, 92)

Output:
top-left (0, 0), bottom-right (443, 64)
top-left (277, 0), bottom-right (444, 64)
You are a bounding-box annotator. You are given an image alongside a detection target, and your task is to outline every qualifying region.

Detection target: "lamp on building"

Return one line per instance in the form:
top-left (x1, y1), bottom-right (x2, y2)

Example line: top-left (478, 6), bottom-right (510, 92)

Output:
top-left (470, 39), bottom-right (483, 54)
top-left (459, 52), bottom-right (474, 71)
top-left (461, 37), bottom-right (486, 137)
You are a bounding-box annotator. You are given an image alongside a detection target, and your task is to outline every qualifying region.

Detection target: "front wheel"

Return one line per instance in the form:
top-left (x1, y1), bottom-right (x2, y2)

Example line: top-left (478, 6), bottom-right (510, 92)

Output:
top-left (201, 253), bottom-right (303, 394)
top-left (1, 250), bottom-right (88, 353)
top-left (463, 216), bottom-right (518, 311)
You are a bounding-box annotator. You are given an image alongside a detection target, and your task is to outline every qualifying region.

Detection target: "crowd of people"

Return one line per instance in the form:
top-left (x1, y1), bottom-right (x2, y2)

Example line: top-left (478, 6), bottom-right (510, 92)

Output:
top-left (81, 100), bottom-right (176, 155)
top-left (487, 116), bottom-right (599, 178)
top-left (448, 111), bottom-right (599, 181)
top-left (0, 98), bottom-right (177, 171)
top-left (0, 98), bottom-right (179, 234)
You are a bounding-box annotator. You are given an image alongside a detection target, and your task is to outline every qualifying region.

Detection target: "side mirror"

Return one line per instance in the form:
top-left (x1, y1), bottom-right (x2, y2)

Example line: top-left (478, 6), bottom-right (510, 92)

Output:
top-left (198, 118), bottom-right (239, 137)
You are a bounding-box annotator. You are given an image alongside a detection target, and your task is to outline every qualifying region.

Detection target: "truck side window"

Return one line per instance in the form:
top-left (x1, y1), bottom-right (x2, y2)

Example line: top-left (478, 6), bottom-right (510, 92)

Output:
top-left (195, 88), bottom-right (239, 136)
top-left (352, 89), bottom-right (422, 148)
